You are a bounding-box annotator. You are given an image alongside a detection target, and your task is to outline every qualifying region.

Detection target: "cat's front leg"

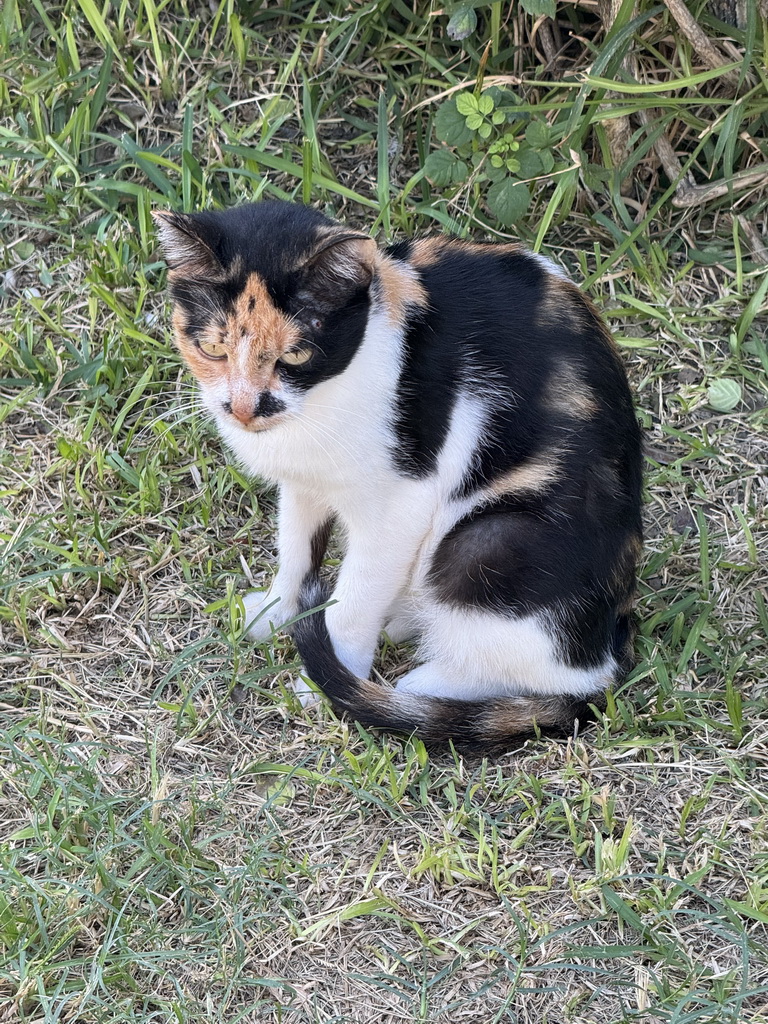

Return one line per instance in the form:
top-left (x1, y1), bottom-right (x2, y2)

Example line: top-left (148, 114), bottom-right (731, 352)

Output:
top-left (244, 484), bottom-right (331, 642)
top-left (323, 511), bottom-right (430, 677)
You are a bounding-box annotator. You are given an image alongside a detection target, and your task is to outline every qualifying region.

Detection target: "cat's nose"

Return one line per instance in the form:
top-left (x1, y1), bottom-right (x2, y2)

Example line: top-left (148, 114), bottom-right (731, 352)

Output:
top-left (224, 392), bottom-right (286, 424)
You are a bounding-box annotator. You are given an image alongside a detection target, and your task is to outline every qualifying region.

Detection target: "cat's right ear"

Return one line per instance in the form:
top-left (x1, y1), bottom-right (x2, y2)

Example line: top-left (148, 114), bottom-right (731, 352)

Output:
top-left (152, 211), bottom-right (223, 279)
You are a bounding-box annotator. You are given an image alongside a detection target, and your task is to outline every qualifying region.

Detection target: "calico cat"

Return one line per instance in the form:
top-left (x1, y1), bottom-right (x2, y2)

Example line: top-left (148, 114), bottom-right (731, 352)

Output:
top-left (155, 200), bottom-right (642, 751)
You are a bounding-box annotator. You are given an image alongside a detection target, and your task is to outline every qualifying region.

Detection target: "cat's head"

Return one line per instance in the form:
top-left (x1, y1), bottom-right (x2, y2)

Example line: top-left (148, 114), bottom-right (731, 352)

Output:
top-left (154, 201), bottom-right (377, 432)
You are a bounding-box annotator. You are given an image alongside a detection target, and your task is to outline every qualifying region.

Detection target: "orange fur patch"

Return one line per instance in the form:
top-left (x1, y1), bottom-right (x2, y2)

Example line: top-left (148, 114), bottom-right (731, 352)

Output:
top-left (231, 273), bottom-right (299, 363)
top-left (374, 253), bottom-right (428, 325)
top-left (408, 237), bottom-right (450, 268)
top-left (537, 278), bottom-right (589, 331)
top-left (485, 452), bottom-right (562, 497)
top-left (539, 278), bottom-right (622, 366)
top-left (489, 699), bottom-right (563, 733)
top-left (409, 237), bottom-right (529, 269)
top-left (546, 362), bottom-right (599, 420)
top-left (171, 272), bottom-right (301, 420)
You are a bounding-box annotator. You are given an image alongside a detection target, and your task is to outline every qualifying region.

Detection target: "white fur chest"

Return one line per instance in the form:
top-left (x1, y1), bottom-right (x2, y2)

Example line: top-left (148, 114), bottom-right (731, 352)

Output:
top-left (214, 308), bottom-right (401, 498)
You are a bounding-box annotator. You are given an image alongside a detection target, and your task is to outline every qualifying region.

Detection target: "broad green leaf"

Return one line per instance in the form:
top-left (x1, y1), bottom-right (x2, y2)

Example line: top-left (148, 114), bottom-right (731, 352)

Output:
top-left (447, 5), bottom-right (477, 40)
top-left (423, 149), bottom-right (468, 187)
top-left (485, 85), bottom-right (505, 104)
top-left (487, 178), bottom-right (531, 225)
top-left (540, 149), bottom-right (556, 173)
top-left (516, 148), bottom-right (543, 178)
top-left (525, 120), bottom-right (551, 149)
top-left (466, 113), bottom-right (484, 131)
top-left (434, 99), bottom-right (474, 147)
top-left (485, 160), bottom-right (507, 181)
top-left (520, 0), bottom-right (557, 16)
top-left (456, 93), bottom-right (477, 116)
top-left (477, 94), bottom-right (494, 115)
top-left (707, 378), bottom-right (742, 412)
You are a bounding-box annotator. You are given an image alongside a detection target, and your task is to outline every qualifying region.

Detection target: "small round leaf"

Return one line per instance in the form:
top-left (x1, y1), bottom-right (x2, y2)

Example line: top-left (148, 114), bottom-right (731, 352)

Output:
top-left (707, 378), bottom-right (742, 412)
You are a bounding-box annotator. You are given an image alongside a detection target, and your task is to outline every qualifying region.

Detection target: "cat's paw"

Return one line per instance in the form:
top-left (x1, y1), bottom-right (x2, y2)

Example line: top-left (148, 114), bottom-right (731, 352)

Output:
top-left (395, 662), bottom-right (447, 696)
top-left (242, 590), bottom-right (294, 642)
top-left (288, 672), bottom-right (322, 709)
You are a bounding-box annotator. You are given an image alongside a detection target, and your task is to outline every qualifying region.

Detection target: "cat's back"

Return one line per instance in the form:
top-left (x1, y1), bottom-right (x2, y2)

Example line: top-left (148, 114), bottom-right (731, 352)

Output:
top-left (387, 235), bottom-right (620, 370)
top-left (384, 236), bottom-right (641, 496)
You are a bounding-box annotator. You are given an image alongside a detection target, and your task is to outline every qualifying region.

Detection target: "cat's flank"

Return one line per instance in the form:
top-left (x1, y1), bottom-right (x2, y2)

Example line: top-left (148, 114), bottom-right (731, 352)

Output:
top-left (155, 200), bottom-right (642, 751)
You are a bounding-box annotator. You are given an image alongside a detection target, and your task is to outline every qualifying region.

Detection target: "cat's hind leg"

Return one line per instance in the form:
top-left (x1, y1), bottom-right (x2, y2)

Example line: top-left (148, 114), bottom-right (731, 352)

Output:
top-left (384, 595), bottom-right (421, 643)
top-left (423, 501), bottom-right (627, 700)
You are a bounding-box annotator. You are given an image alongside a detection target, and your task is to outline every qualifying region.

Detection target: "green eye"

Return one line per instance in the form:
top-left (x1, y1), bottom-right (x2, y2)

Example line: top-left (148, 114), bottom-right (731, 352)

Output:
top-left (279, 346), bottom-right (313, 366)
top-left (199, 339), bottom-right (227, 359)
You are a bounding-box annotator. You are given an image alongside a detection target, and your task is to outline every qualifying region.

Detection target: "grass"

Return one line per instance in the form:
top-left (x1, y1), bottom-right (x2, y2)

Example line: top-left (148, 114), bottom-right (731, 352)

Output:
top-left (1, 0), bottom-right (767, 1021)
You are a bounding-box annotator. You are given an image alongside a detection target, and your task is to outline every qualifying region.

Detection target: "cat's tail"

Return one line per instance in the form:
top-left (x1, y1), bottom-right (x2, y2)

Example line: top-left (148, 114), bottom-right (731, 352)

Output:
top-left (291, 578), bottom-right (604, 751)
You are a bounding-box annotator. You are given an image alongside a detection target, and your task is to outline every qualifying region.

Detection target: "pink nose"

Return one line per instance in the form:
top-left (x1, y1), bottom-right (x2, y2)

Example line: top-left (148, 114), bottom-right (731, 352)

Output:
top-left (228, 399), bottom-right (255, 424)
top-left (224, 392), bottom-right (287, 424)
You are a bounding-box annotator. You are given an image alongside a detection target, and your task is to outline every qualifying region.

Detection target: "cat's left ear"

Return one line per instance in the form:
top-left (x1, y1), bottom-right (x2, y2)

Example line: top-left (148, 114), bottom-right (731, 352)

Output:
top-left (304, 231), bottom-right (377, 296)
top-left (152, 211), bottom-right (223, 279)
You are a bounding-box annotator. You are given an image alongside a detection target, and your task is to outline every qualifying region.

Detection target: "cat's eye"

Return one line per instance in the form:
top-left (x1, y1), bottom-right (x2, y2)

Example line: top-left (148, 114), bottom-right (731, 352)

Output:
top-left (279, 346), bottom-right (313, 367)
top-left (198, 339), bottom-right (227, 360)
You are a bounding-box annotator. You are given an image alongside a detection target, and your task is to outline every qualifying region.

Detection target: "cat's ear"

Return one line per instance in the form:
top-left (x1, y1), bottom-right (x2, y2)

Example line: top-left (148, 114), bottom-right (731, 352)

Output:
top-left (152, 211), bottom-right (223, 279)
top-left (304, 231), bottom-right (377, 295)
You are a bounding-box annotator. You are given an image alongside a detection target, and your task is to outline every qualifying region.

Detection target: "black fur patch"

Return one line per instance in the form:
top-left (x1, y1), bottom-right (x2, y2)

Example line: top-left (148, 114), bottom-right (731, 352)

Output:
top-left (310, 519), bottom-right (333, 573)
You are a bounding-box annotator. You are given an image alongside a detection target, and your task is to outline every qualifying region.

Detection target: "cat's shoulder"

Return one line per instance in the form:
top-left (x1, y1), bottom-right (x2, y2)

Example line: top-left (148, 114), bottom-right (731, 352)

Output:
top-left (381, 234), bottom-right (609, 344)
top-left (385, 235), bottom-right (568, 282)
